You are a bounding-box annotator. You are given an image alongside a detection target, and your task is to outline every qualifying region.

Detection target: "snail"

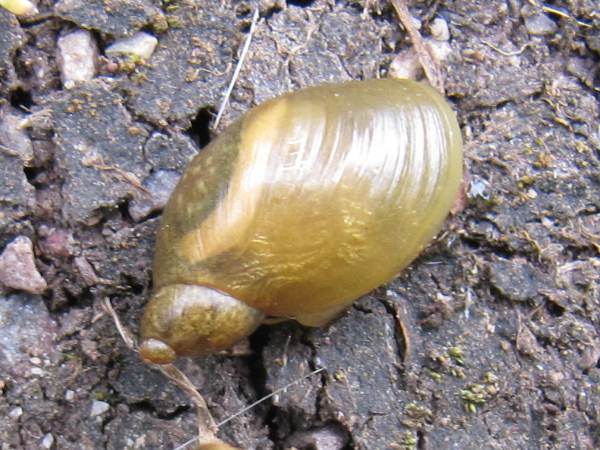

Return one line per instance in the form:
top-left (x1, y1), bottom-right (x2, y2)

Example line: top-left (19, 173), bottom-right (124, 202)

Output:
top-left (139, 78), bottom-right (463, 364)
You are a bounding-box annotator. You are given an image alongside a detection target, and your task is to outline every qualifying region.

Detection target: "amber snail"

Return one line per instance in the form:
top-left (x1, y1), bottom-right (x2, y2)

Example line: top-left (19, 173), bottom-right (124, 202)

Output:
top-left (139, 78), bottom-right (463, 364)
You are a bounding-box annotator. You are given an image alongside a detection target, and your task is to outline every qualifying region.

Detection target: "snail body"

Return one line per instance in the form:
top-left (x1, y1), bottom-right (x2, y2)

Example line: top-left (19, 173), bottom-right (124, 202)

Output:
top-left (140, 79), bottom-right (463, 364)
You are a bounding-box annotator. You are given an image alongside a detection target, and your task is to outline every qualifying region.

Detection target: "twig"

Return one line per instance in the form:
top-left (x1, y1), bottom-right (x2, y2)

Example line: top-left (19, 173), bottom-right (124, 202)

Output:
top-left (103, 298), bottom-right (226, 448)
top-left (218, 367), bottom-right (325, 427)
top-left (387, 292), bottom-right (413, 364)
top-left (172, 367), bottom-right (326, 450)
top-left (481, 40), bottom-right (530, 57)
top-left (541, 5), bottom-right (592, 28)
top-left (390, 0), bottom-right (444, 93)
top-left (158, 364), bottom-right (218, 441)
top-left (102, 298), bottom-right (137, 350)
top-left (0, 143), bottom-right (19, 157)
top-left (82, 156), bottom-right (151, 195)
top-left (213, 8), bottom-right (260, 130)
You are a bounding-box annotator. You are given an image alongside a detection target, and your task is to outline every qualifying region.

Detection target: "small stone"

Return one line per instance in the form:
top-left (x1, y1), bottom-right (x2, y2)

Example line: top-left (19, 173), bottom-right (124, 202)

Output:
top-left (547, 371), bottom-right (564, 385)
top-left (143, 132), bottom-right (197, 171)
top-left (73, 256), bottom-right (104, 286)
top-left (65, 389), bottom-right (75, 401)
top-left (128, 170), bottom-right (180, 221)
top-left (516, 324), bottom-right (543, 358)
top-left (104, 61), bottom-right (119, 73)
top-left (41, 433), bottom-right (54, 449)
top-left (389, 39), bottom-right (452, 80)
top-left (0, 110), bottom-right (34, 165)
top-left (80, 339), bottom-right (100, 361)
top-left (9, 406), bottom-right (23, 419)
top-left (390, 47), bottom-right (421, 80)
top-left (0, 236), bottom-right (47, 294)
top-left (105, 31), bottom-right (158, 61)
top-left (469, 178), bottom-right (490, 200)
top-left (57, 29), bottom-right (98, 89)
top-left (578, 345), bottom-right (600, 370)
top-left (90, 400), bottom-right (110, 417)
top-left (129, 170), bottom-right (180, 222)
top-left (286, 423), bottom-right (349, 450)
top-left (429, 17), bottom-right (450, 41)
top-left (30, 367), bottom-right (43, 376)
top-left (38, 227), bottom-right (75, 258)
top-left (524, 13), bottom-right (557, 36)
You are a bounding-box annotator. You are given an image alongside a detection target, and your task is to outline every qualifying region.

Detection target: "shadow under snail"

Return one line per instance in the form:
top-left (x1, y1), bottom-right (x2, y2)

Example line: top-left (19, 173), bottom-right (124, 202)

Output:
top-left (139, 78), bottom-right (463, 364)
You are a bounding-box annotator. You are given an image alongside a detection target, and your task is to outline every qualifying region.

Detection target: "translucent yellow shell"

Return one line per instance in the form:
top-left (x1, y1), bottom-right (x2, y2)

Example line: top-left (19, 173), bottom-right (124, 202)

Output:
top-left (140, 79), bottom-right (463, 363)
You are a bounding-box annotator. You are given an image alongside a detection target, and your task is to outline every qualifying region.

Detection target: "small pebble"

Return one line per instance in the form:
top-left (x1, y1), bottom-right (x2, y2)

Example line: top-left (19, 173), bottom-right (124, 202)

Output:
top-left (105, 31), bottom-right (158, 61)
top-left (524, 13), bottom-right (558, 36)
top-left (516, 324), bottom-right (543, 358)
top-left (104, 61), bottom-right (119, 73)
top-left (469, 178), bottom-right (490, 200)
top-left (41, 433), bottom-right (54, 449)
top-left (39, 227), bottom-right (74, 258)
top-left (90, 400), bottom-right (110, 417)
top-left (57, 29), bottom-right (98, 89)
top-left (390, 39), bottom-right (451, 80)
top-left (286, 423), bottom-right (349, 450)
top-left (65, 390), bottom-right (75, 401)
top-left (128, 170), bottom-right (180, 221)
top-left (390, 47), bottom-right (421, 80)
top-left (74, 256), bottom-right (103, 286)
top-left (0, 236), bottom-right (47, 294)
top-left (579, 345), bottom-right (600, 370)
top-left (0, 111), bottom-right (34, 165)
top-left (429, 17), bottom-right (450, 41)
top-left (30, 367), bottom-right (43, 376)
top-left (547, 371), bottom-right (564, 385)
top-left (9, 406), bottom-right (23, 419)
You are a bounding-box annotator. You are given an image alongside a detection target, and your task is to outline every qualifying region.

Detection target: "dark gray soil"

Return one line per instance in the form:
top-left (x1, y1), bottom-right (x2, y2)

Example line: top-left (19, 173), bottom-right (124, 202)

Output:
top-left (0, 1), bottom-right (599, 449)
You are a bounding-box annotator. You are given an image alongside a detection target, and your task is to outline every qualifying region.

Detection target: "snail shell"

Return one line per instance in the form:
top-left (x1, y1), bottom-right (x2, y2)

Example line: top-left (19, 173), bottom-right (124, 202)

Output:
top-left (140, 79), bottom-right (463, 364)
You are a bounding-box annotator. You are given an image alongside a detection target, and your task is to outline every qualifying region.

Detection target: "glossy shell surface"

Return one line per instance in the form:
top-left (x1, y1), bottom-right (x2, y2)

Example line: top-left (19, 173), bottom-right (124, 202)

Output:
top-left (141, 78), bottom-right (463, 360)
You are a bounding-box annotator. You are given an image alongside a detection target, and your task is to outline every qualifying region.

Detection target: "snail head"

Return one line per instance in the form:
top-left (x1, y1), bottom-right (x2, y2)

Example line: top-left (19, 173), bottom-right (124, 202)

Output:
top-left (139, 284), bottom-right (264, 364)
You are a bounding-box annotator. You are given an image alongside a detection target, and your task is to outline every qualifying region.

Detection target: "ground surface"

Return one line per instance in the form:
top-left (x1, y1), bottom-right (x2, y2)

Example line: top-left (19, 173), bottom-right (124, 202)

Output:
top-left (0, 0), bottom-right (599, 449)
